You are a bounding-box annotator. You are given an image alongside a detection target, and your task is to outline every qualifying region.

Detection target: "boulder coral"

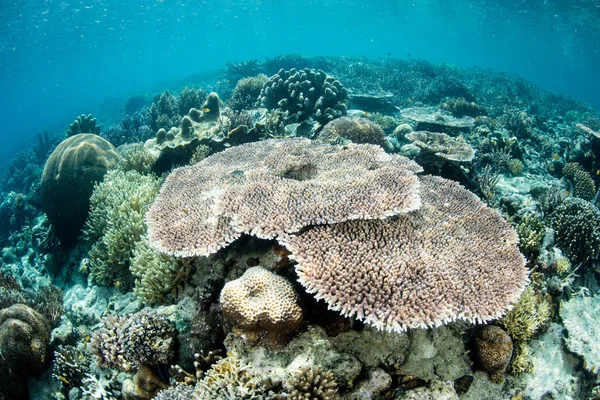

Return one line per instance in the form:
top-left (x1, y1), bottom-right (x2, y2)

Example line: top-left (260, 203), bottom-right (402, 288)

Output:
top-left (318, 116), bottom-right (388, 148)
top-left (469, 325), bottom-right (513, 382)
top-left (220, 266), bottom-right (303, 344)
top-left (40, 133), bottom-right (121, 242)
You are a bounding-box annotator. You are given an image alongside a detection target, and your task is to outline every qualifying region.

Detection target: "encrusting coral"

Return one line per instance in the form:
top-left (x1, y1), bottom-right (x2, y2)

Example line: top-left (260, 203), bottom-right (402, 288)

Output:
top-left (282, 175), bottom-right (528, 332)
top-left (405, 130), bottom-right (475, 163)
top-left (220, 266), bottom-right (303, 344)
top-left (147, 138), bottom-right (422, 257)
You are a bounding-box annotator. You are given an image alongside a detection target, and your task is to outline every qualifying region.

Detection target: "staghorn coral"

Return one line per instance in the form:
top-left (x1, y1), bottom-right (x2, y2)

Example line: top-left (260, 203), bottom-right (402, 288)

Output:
top-left (405, 130), bottom-right (475, 163)
top-left (41, 133), bottom-right (121, 242)
top-left (147, 138), bottom-right (422, 258)
top-left (318, 116), bottom-right (388, 148)
top-left (283, 365), bottom-right (339, 400)
top-left (52, 345), bottom-right (92, 389)
top-left (515, 213), bottom-right (545, 257)
top-left (562, 162), bottom-right (596, 201)
top-left (469, 325), bottom-right (513, 382)
top-left (220, 266), bottom-right (303, 344)
top-left (84, 169), bottom-right (162, 287)
top-left (282, 175), bottom-right (528, 333)
top-left (90, 310), bottom-right (176, 372)
top-left (550, 197), bottom-right (600, 266)
top-left (258, 68), bottom-right (348, 125)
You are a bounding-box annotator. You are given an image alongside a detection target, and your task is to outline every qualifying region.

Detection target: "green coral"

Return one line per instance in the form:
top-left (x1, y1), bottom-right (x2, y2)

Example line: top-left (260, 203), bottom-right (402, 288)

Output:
top-left (66, 114), bottom-right (100, 137)
top-left (501, 286), bottom-right (551, 374)
top-left (228, 74), bottom-right (269, 111)
top-left (84, 169), bottom-right (162, 288)
top-left (117, 143), bottom-right (157, 174)
top-left (515, 213), bottom-right (545, 257)
top-left (131, 237), bottom-right (193, 304)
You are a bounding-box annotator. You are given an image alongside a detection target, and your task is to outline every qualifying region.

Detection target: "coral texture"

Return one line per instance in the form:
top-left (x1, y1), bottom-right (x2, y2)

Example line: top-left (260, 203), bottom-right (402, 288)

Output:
top-left (400, 107), bottom-right (475, 129)
top-left (258, 68), bottom-right (348, 124)
top-left (66, 114), bottom-right (100, 137)
top-left (405, 130), bottom-right (475, 163)
top-left (147, 138), bottom-right (422, 257)
top-left (318, 116), bottom-right (388, 147)
top-left (283, 175), bottom-right (528, 332)
top-left (193, 356), bottom-right (270, 399)
top-left (84, 169), bottom-right (162, 287)
top-left (560, 294), bottom-right (600, 374)
top-left (562, 162), bottom-right (596, 201)
top-left (90, 310), bottom-right (176, 372)
top-left (220, 266), bottom-right (303, 343)
top-left (283, 365), bottom-right (339, 400)
top-left (41, 133), bottom-right (121, 242)
top-left (470, 325), bottom-right (513, 382)
top-left (0, 304), bottom-right (51, 394)
top-left (550, 197), bottom-right (600, 266)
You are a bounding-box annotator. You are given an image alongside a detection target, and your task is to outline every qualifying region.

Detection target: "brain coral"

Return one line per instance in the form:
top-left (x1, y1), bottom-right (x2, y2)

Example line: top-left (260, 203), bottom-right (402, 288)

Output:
top-left (220, 266), bottom-right (303, 343)
top-left (41, 133), bottom-right (121, 242)
top-left (147, 138), bottom-right (422, 257)
top-left (282, 175), bottom-right (528, 332)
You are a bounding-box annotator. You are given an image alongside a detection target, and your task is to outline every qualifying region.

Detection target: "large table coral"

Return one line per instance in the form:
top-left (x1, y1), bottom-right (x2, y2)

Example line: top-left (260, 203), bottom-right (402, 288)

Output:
top-left (147, 138), bottom-right (422, 257)
top-left (283, 175), bottom-right (528, 332)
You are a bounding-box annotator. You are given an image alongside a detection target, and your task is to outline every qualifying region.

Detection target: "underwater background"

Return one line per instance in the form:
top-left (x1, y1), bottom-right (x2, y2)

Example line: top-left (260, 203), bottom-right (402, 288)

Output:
top-left (2, 0), bottom-right (600, 399)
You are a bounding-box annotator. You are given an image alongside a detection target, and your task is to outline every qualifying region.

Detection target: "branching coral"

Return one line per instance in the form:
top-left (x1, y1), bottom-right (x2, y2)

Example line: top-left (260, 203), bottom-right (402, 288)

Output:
top-left (258, 68), bottom-right (348, 124)
top-left (66, 114), bottom-right (100, 137)
top-left (550, 197), bottom-right (600, 266)
top-left (562, 162), bottom-right (596, 201)
top-left (193, 356), bottom-right (270, 399)
top-left (228, 74), bottom-right (269, 111)
top-left (52, 345), bottom-right (92, 389)
top-left (84, 169), bottom-right (162, 287)
top-left (283, 366), bottom-right (339, 400)
top-left (283, 175), bottom-right (528, 332)
top-left (90, 310), bottom-right (176, 372)
top-left (147, 138), bottom-right (422, 257)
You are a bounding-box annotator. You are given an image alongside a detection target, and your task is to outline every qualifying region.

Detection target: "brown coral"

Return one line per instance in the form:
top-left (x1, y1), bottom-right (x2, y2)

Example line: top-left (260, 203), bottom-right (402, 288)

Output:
top-left (470, 325), bottom-right (513, 382)
top-left (563, 162), bottom-right (596, 201)
top-left (147, 138), bottom-right (422, 257)
top-left (405, 130), bottom-right (475, 163)
top-left (220, 266), bottom-right (303, 344)
top-left (283, 365), bottom-right (340, 400)
top-left (283, 175), bottom-right (528, 332)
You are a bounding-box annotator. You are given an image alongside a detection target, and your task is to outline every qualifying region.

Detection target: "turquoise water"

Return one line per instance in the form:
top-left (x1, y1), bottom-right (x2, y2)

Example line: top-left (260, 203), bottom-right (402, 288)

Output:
top-left (2, 1), bottom-right (600, 399)
top-left (1, 0), bottom-right (599, 165)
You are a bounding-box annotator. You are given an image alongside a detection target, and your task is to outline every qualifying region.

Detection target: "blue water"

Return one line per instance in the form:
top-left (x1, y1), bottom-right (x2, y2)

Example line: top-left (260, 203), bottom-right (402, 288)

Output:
top-left (0, 0), bottom-right (599, 168)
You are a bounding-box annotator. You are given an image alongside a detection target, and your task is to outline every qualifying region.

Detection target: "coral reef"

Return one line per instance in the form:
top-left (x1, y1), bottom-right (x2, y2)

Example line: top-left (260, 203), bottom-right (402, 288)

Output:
top-left (469, 325), bottom-right (513, 382)
top-left (317, 116), bottom-right (388, 148)
top-left (560, 294), bottom-right (600, 374)
top-left (283, 365), bottom-right (339, 400)
top-left (147, 138), bottom-right (422, 257)
top-left (562, 162), bottom-right (596, 201)
top-left (66, 114), bottom-right (101, 137)
top-left (405, 130), bottom-right (475, 163)
top-left (258, 68), bottom-right (348, 125)
top-left (84, 169), bottom-right (162, 287)
top-left (220, 266), bottom-right (303, 345)
top-left (400, 107), bottom-right (475, 131)
top-left (0, 304), bottom-right (51, 397)
top-left (90, 310), bottom-right (176, 372)
top-left (228, 74), bottom-right (269, 111)
top-left (550, 197), bottom-right (600, 266)
top-left (41, 133), bottom-right (121, 242)
top-left (285, 175), bottom-right (528, 332)
top-left (439, 97), bottom-right (488, 117)
top-left (52, 345), bottom-right (92, 389)
top-left (122, 364), bottom-right (169, 400)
